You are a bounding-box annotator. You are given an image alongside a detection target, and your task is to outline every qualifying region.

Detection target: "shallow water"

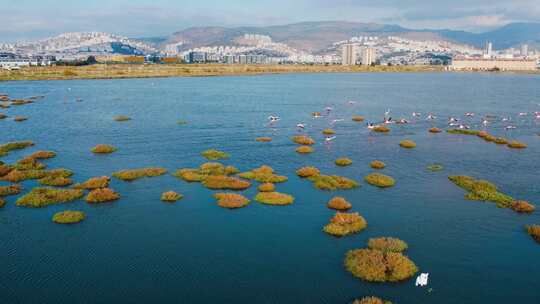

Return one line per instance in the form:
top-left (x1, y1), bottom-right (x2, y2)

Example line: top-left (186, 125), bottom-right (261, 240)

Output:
top-left (1, 72), bottom-right (539, 304)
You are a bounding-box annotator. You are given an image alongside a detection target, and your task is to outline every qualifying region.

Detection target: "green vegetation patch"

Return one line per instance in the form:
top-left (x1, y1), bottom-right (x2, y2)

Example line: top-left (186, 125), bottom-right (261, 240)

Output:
top-left (173, 162), bottom-right (238, 183)
top-left (113, 167), bottom-right (167, 181)
top-left (335, 158), bottom-right (353, 167)
top-left (52, 210), bottom-right (85, 224)
top-left (296, 166), bottom-right (320, 178)
top-left (86, 188), bottom-right (120, 203)
top-left (448, 175), bottom-right (514, 208)
top-left (370, 160), bottom-right (386, 169)
top-left (0, 141), bottom-right (34, 157)
top-left (308, 174), bottom-right (359, 191)
top-left (258, 183), bottom-right (275, 192)
top-left (91, 144), bottom-right (117, 154)
top-left (526, 225), bottom-right (540, 244)
top-left (14, 157), bottom-right (46, 171)
top-left (201, 149), bottom-right (229, 160)
top-left (113, 115), bottom-right (131, 122)
top-left (161, 191), bottom-right (183, 202)
top-left (364, 173), bottom-right (396, 188)
top-left (202, 175), bottom-right (251, 190)
top-left (327, 196), bottom-right (352, 211)
top-left (255, 192), bottom-right (294, 206)
top-left (73, 176), bottom-right (110, 190)
top-left (427, 164), bottom-right (444, 172)
top-left (399, 140), bottom-right (417, 149)
top-left (0, 184), bottom-right (22, 196)
top-left (345, 248), bottom-right (418, 282)
top-left (507, 140), bottom-right (527, 149)
top-left (322, 128), bottom-right (336, 135)
top-left (292, 135), bottom-right (315, 145)
top-left (16, 187), bottom-right (84, 208)
top-left (367, 237), bottom-right (408, 253)
top-left (1, 169), bottom-right (47, 183)
top-left (447, 129), bottom-right (480, 135)
top-left (323, 212), bottom-right (367, 237)
top-left (238, 165), bottom-right (287, 183)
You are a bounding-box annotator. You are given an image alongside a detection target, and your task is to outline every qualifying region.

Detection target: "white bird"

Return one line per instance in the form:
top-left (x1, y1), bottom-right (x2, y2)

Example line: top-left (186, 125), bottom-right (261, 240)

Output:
top-left (325, 136), bottom-right (336, 142)
top-left (465, 112), bottom-right (475, 117)
top-left (505, 125), bottom-right (517, 130)
top-left (267, 115), bottom-right (280, 122)
top-left (415, 273), bottom-right (429, 287)
top-left (502, 117), bottom-right (510, 122)
top-left (367, 123), bottom-right (376, 129)
top-left (325, 107), bottom-right (333, 113)
top-left (519, 112), bottom-right (528, 116)
top-left (412, 112), bottom-right (421, 117)
top-left (296, 123), bottom-right (306, 129)
top-left (384, 109), bottom-right (391, 117)
top-left (427, 114), bottom-right (436, 120)
top-left (348, 101), bottom-right (356, 105)
top-left (449, 117), bottom-right (459, 122)
top-left (482, 119), bottom-right (489, 126)
top-left (331, 119), bottom-right (344, 125)
top-left (458, 124), bottom-right (470, 129)
top-left (449, 122), bottom-right (459, 127)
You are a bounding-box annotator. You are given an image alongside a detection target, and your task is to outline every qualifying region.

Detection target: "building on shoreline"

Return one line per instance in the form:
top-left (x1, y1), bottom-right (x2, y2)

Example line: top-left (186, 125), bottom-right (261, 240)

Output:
top-left (341, 44), bottom-right (357, 65)
top-left (449, 57), bottom-right (537, 71)
top-left (0, 52), bottom-right (55, 69)
top-left (361, 47), bottom-right (376, 65)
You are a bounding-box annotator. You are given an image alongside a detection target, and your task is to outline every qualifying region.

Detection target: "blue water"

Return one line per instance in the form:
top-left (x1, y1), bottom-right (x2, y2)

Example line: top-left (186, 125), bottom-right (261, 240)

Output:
top-left (1, 73), bottom-right (539, 304)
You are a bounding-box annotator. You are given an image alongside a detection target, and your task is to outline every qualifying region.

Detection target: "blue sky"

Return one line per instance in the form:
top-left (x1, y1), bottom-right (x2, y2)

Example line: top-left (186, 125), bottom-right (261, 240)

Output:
top-left (2, 0), bottom-right (539, 42)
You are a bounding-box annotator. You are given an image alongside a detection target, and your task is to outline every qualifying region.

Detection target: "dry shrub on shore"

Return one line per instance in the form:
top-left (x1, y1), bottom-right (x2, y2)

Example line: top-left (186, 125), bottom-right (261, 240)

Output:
top-left (327, 197), bottom-right (352, 211)
top-left (161, 191), bottom-right (183, 202)
top-left (113, 167), bottom-right (167, 181)
top-left (16, 187), bottom-right (84, 208)
top-left (52, 210), bottom-right (85, 224)
top-left (86, 188), bottom-right (120, 203)
top-left (292, 135), bottom-right (315, 145)
top-left (91, 144), bottom-right (117, 154)
top-left (364, 173), bottom-right (396, 188)
top-left (73, 176), bottom-right (110, 190)
top-left (255, 192), bottom-right (294, 206)
top-left (323, 212), bottom-right (367, 237)
top-left (214, 193), bottom-right (250, 209)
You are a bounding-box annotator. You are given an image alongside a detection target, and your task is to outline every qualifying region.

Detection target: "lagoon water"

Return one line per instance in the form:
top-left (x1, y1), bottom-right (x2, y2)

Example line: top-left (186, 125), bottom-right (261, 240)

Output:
top-left (1, 73), bottom-right (539, 303)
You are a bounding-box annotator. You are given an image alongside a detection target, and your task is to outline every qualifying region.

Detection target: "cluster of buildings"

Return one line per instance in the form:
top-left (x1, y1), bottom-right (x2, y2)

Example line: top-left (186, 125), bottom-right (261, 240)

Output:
top-left (449, 42), bottom-right (538, 71)
top-left (0, 53), bottom-right (55, 70)
top-left (186, 52), bottom-right (268, 64)
top-left (341, 44), bottom-right (376, 65)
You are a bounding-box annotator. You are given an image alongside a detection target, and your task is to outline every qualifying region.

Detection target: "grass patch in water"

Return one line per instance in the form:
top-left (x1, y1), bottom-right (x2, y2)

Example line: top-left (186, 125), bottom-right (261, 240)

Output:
top-left (38, 175), bottom-right (72, 187)
top-left (364, 173), bottom-right (395, 188)
top-left (1, 169), bottom-right (47, 182)
top-left (327, 196), bottom-right (352, 211)
top-left (161, 191), bottom-right (183, 202)
top-left (173, 162), bottom-right (237, 182)
top-left (344, 248), bottom-right (418, 282)
top-left (309, 175), bottom-right (359, 191)
top-left (399, 140), bottom-right (416, 149)
top-left (448, 175), bottom-right (514, 208)
top-left (322, 128), bottom-right (335, 135)
top-left (352, 115), bottom-right (365, 122)
top-left (0, 197), bottom-right (5, 208)
top-left (52, 210), bottom-right (85, 224)
top-left (258, 183), bottom-right (275, 192)
top-left (335, 158), bottom-right (352, 166)
top-left (0, 184), bottom-right (21, 196)
top-left (91, 144), bottom-right (117, 154)
top-left (0, 141), bottom-right (34, 156)
top-left (526, 225), bottom-right (540, 244)
top-left (427, 164), bottom-right (444, 172)
top-left (323, 212), bottom-right (367, 237)
top-left (238, 165), bottom-right (287, 183)
top-left (214, 193), bottom-right (250, 209)
top-left (296, 166), bottom-right (320, 178)
top-left (16, 187), bottom-right (84, 208)
top-left (292, 135), bottom-right (315, 145)
top-left (494, 137), bottom-right (508, 145)
top-left (14, 116), bottom-right (28, 122)
top-left (447, 129), bottom-right (480, 135)
top-left (352, 296), bottom-right (392, 304)
top-left (429, 127), bottom-right (442, 133)
top-left (114, 115), bottom-right (131, 121)
top-left (507, 141), bottom-right (527, 149)
top-left (202, 175), bottom-right (251, 190)
top-left (255, 192), bottom-right (294, 206)
top-left (255, 137), bottom-right (272, 142)
top-left (86, 188), bottom-right (120, 203)
top-left (296, 145), bottom-right (314, 154)
top-left (367, 237), bottom-right (408, 253)
top-left (28, 151), bottom-right (56, 159)
top-left (201, 149), bottom-right (229, 160)
top-left (113, 167), bottom-right (167, 181)
top-left (14, 157), bottom-right (46, 170)
top-left (372, 126), bottom-right (390, 133)
top-left (511, 201), bottom-right (535, 213)
top-left (370, 160), bottom-right (386, 169)
top-left (73, 176), bottom-right (110, 189)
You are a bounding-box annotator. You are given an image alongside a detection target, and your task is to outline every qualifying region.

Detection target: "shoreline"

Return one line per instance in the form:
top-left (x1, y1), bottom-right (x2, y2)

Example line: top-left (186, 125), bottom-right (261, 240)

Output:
top-left (0, 64), bottom-right (538, 82)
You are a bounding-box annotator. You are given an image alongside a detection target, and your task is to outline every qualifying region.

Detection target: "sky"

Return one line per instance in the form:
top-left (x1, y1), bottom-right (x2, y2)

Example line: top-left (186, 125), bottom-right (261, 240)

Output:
top-left (1, 0), bottom-right (539, 42)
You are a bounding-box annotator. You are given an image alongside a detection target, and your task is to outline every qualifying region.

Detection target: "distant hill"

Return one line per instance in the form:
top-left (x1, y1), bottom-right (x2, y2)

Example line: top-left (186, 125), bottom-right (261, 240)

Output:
top-left (164, 21), bottom-right (540, 52)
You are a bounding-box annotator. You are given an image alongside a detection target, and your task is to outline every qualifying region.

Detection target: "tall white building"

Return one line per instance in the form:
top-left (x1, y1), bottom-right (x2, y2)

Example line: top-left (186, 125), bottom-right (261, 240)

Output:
top-left (342, 44), bottom-right (357, 65)
top-left (361, 47), bottom-right (376, 65)
top-left (484, 42), bottom-right (493, 57)
top-left (521, 44), bottom-right (529, 57)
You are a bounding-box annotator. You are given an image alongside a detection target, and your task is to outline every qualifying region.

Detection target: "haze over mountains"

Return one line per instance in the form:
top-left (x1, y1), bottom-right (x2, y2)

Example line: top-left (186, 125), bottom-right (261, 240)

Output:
top-left (2, 21), bottom-right (539, 56)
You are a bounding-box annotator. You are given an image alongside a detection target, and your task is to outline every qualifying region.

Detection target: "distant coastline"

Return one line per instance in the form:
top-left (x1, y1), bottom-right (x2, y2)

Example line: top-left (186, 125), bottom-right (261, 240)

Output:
top-left (0, 64), bottom-right (446, 81)
top-left (2, 64), bottom-right (539, 82)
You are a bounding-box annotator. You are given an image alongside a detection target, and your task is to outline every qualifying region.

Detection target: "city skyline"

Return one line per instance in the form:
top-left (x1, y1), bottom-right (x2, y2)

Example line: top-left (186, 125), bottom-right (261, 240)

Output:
top-left (2, 0), bottom-right (540, 42)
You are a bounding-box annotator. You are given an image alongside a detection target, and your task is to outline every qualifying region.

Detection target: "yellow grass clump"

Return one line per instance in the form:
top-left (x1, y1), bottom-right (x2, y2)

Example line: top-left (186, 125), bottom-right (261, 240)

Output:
top-left (292, 135), bottom-right (315, 145)
top-left (448, 175), bottom-right (514, 208)
top-left (255, 192), bottom-right (294, 206)
top-left (526, 225), bottom-right (540, 244)
top-left (364, 173), bottom-right (396, 188)
top-left (255, 137), bottom-right (272, 142)
top-left (14, 116), bottom-right (28, 122)
top-left (238, 165), bottom-right (288, 183)
top-left (368, 237), bottom-right (408, 253)
top-left (309, 175), bottom-right (359, 191)
top-left (0, 184), bottom-right (22, 196)
top-left (14, 157), bottom-right (46, 170)
top-left (114, 115), bottom-right (131, 121)
top-left (1, 169), bottom-right (47, 183)
top-left (511, 201), bottom-right (535, 213)
top-left (370, 160), bottom-right (386, 169)
top-left (323, 212), bottom-right (367, 237)
top-left (0, 141), bottom-right (34, 157)
top-left (345, 248), bottom-right (418, 282)
top-left (202, 175), bottom-right (251, 190)
top-left (352, 115), bottom-right (365, 122)
top-left (399, 140), bottom-right (417, 149)
top-left (494, 137), bottom-right (508, 145)
top-left (16, 187), bottom-right (84, 208)
top-left (0, 197), bottom-right (5, 208)
top-left (335, 158), bottom-right (353, 166)
top-left (214, 193), bottom-right (250, 209)
top-left (507, 140), bottom-right (527, 149)
top-left (52, 210), bottom-right (85, 224)
top-left (429, 127), bottom-right (442, 133)
top-left (0, 113), bottom-right (7, 119)
top-left (327, 196), bottom-right (352, 211)
top-left (296, 145), bottom-right (314, 154)
top-left (372, 125), bottom-right (390, 133)
top-left (86, 188), bottom-right (120, 203)
top-left (322, 128), bottom-right (335, 135)
top-left (258, 183), bottom-right (275, 192)
top-left (113, 167), bottom-right (167, 181)
top-left (296, 166), bottom-right (320, 178)
top-left (427, 164), bottom-right (444, 172)
top-left (73, 176), bottom-right (110, 190)
top-left (201, 149), bottom-right (229, 160)
top-left (161, 191), bottom-right (183, 202)
top-left (173, 163), bottom-right (238, 182)
top-left (91, 144), bottom-right (117, 154)
top-left (38, 175), bottom-right (73, 187)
